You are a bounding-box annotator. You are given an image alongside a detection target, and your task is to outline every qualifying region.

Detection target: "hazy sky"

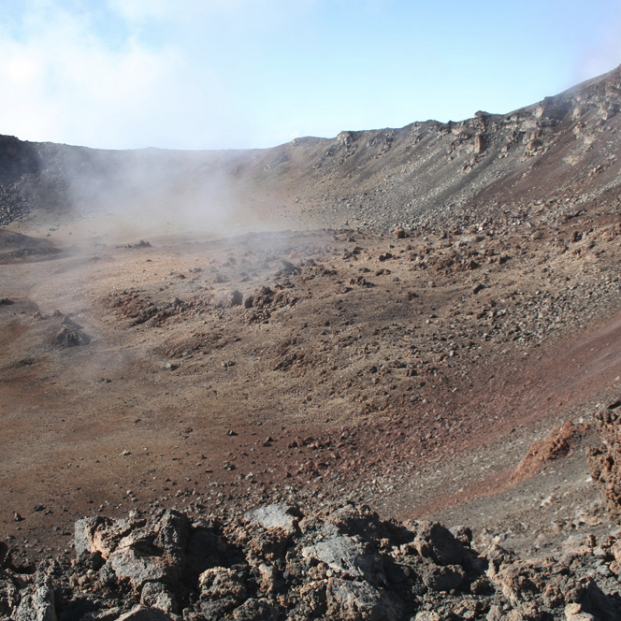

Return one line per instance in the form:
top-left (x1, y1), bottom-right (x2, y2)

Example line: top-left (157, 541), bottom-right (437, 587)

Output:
top-left (1, 0), bottom-right (620, 151)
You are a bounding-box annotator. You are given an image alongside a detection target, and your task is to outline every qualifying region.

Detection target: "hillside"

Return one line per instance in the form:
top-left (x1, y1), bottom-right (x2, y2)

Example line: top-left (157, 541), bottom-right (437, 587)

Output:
top-left (2, 65), bottom-right (621, 620)
top-left (1, 65), bottom-right (621, 235)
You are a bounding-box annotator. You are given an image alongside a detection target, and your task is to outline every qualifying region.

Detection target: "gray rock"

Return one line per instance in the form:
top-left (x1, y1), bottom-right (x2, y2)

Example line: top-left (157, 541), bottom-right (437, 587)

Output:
top-left (326, 578), bottom-right (400, 621)
top-left (115, 606), bottom-right (175, 621)
top-left (13, 571), bottom-right (56, 621)
top-left (74, 515), bottom-right (133, 559)
top-left (108, 547), bottom-right (169, 589)
top-left (199, 566), bottom-right (246, 603)
top-left (0, 566), bottom-right (19, 617)
top-left (246, 504), bottom-right (302, 534)
top-left (153, 510), bottom-right (189, 563)
top-left (302, 535), bottom-right (381, 581)
top-left (216, 290), bottom-right (244, 308)
top-left (324, 505), bottom-right (386, 539)
top-left (140, 582), bottom-right (178, 615)
top-left (294, 581), bottom-right (328, 617)
top-left (413, 521), bottom-right (467, 566)
top-left (422, 564), bottom-right (466, 592)
top-left (232, 598), bottom-right (279, 621)
top-left (75, 516), bottom-right (103, 558)
top-left (278, 259), bottom-right (299, 275)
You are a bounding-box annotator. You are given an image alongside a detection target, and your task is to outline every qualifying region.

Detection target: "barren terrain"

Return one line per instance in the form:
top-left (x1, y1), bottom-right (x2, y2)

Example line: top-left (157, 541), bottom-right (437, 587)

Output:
top-left (3, 200), bottom-right (621, 567)
top-left (2, 64), bottom-right (621, 621)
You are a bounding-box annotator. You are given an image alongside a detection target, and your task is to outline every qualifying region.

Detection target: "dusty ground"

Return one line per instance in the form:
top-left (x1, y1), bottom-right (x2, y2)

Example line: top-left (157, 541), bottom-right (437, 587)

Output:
top-left (2, 201), bottom-right (621, 569)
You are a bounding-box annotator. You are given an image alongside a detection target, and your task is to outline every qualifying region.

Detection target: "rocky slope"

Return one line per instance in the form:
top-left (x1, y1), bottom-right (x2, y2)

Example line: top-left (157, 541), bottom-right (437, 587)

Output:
top-left (1, 66), bottom-right (621, 234)
top-left (4, 64), bottom-right (621, 621)
top-left (3, 204), bottom-right (621, 560)
top-left (3, 207), bottom-right (621, 618)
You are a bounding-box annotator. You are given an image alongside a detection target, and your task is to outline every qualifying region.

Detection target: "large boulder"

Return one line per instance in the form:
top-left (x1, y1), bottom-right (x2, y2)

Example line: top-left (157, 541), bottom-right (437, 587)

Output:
top-left (589, 400), bottom-right (621, 522)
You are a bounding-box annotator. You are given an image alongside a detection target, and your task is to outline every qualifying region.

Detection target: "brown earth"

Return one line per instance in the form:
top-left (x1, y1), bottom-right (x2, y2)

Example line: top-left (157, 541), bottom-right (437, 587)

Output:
top-left (3, 64), bottom-right (621, 573)
top-left (3, 202), bottom-right (621, 568)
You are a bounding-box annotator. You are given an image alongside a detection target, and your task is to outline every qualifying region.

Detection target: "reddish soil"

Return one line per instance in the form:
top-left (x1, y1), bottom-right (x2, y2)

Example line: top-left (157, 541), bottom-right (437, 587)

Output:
top-left (3, 203), bottom-right (621, 565)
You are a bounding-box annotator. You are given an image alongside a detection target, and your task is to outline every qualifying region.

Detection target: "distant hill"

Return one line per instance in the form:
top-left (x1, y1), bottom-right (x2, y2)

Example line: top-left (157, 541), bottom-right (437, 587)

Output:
top-left (1, 64), bottom-right (620, 231)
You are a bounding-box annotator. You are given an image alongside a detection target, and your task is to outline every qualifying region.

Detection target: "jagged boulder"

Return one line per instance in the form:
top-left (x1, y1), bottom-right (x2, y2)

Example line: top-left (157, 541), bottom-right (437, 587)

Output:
top-left (12, 561), bottom-right (57, 621)
top-left (588, 399), bottom-right (621, 523)
top-left (325, 578), bottom-right (401, 621)
top-left (3, 502), bottom-right (621, 620)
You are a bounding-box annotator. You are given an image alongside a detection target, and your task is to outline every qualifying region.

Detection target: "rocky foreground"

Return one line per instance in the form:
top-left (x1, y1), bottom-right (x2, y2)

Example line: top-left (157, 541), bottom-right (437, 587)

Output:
top-left (2, 500), bottom-right (621, 621)
top-left (4, 494), bottom-right (621, 621)
top-left (2, 400), bottom-right (621, 621)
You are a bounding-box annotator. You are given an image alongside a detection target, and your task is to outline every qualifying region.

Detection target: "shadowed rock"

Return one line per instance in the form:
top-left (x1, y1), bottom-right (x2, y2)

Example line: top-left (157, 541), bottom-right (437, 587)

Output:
top-left (5, 501), bottom-right (621, 620)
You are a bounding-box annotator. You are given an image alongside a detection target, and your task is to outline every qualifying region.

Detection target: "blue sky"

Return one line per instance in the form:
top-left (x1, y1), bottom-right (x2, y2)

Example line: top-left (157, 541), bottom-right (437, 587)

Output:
top-left (0, 0), bottom-right (620, 150)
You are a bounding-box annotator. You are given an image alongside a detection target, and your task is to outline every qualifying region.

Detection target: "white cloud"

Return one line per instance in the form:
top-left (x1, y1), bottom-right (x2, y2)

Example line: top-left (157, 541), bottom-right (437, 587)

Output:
top-left (574, 13), bottom-right (621, 83)
top-left (107, 0), bottom-right (318, 30)
top-left (0, 0), bottom-right (321, 148)
top-left (6, 0), bottom-right (615, 152)
top-left (107, 0), bottom-right (174, 22)
top-left (0, 2), bottom-right (217, 148)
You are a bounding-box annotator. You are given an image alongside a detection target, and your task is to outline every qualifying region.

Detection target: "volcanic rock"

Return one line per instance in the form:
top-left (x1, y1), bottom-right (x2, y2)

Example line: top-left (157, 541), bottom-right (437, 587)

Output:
top-left (588, 400), bottom-right (621, 523)
top-left (3, 502), bottom-right (621, 620)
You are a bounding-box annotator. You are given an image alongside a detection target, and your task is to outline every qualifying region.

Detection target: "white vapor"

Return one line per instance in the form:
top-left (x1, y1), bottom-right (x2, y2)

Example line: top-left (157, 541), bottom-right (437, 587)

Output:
top-left (574, 15), bottom-right (621, 83)
top-left (0, 0), bottom-right (314, 149)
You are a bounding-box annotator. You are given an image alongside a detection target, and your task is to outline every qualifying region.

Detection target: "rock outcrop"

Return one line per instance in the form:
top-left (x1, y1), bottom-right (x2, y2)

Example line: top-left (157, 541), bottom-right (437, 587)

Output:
top-left (2, 502), bottom-right (621, 621)
top-left (589, 399), bottom-right (621, 524)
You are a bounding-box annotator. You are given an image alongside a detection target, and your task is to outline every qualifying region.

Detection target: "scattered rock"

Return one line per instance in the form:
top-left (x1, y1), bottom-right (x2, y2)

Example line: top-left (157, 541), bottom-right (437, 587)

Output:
top-left (53, 317), bottom-right (90, 348)
top-left (215, 290), bottom-right (243, 308)
top-left (246, 504), bottom-right (302, 535)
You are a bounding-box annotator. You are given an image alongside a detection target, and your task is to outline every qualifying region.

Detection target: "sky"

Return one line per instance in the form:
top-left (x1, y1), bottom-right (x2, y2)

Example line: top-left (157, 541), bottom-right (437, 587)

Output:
top-left (0, 0), bottom-right (620, 151)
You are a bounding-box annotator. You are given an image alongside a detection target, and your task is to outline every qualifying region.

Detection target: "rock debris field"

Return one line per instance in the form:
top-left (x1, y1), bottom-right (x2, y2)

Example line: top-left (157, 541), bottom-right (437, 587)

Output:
top-left (3, 65), bottom-right (621, 620)
top-left (3, 206), bottom-right (621, 618)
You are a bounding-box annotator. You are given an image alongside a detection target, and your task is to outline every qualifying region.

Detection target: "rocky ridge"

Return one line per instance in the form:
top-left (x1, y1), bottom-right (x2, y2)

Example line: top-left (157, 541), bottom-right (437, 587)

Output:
top-left (3, 497), bottom-right (621, 621)
top-left (1, 66), bottom-right (621, 234)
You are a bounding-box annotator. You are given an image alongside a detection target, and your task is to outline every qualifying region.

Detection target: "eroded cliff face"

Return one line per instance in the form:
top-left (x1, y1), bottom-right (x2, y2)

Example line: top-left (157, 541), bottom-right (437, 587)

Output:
top-left (1, 66), bottom-right (621, 232)
top-left (3, 501), bottom-right (621, 621)
top-left (589, 400), bottom-right (621, 524)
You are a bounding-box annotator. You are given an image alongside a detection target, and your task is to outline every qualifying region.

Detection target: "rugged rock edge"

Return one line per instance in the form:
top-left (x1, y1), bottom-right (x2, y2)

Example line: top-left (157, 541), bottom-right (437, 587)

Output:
top-left (2, 499), bottom-right (621, 621)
